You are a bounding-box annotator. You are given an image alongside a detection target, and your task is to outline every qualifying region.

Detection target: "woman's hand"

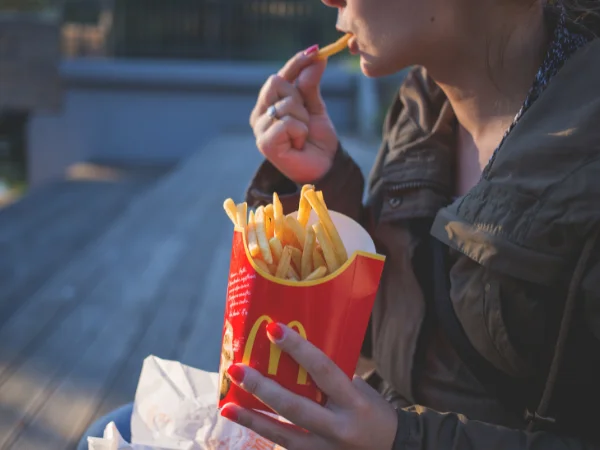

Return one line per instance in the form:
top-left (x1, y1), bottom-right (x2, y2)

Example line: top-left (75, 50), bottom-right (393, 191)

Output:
top-left (250, 47), bottom-right (339, 185)
top-left (220, 323), bottom-right (398, 450)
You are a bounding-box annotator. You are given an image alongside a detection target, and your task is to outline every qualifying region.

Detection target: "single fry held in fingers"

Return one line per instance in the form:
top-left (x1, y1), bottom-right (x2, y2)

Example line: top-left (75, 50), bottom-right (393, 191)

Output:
top-left (224, 184), bottom-right (352, 282)
top-left (317, 33), bottom-right (352, 60)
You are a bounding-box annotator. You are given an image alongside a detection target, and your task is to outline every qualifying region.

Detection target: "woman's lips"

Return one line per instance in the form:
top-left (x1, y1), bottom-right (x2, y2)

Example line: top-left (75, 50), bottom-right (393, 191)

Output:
top-left (348, 35), bottom-right (359, 55)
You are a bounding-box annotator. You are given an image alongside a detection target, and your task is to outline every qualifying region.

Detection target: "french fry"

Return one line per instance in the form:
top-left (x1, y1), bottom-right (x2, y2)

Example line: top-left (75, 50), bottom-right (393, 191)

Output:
top-left (288, 265), bottom-right (300, 280)
top-left (225, 187), bottom-right (351, 282)
top-left (289, 247), bottom-right (302, 273)
top-left (254, 259), bottom-right (271, 274)
top-left (264, 204), bottom-right (275, 239)
top-left (313, 222), bottom-right (340, 273)
top-left (273, 193), bottom-right (284, 240)
top-left (305, 266), bottom-right (328, 281)
top-left (236, 202), bottom-right (248, 231)
top-left (313, 247), bottom-right (326, 270)
top-left (298, 184), bottom-right (314, 227)
top-left (255, 206), bottom-right (274, 264)
top-left (302, 227), bottom-right (316, 279)
top-left (275, 246), bottom-right (293, 279)
top-left (305, 189), bottom-right (348, 264)
top-left (223, 199), bottom-right (238, 226)
top-left (282, 223), bottom-right (301, 249)
top-left (269, 237), bottom-right (283, 264)
top-left (285, 215), bottom-right (306, 248)
top-left (317, 191), bottom-right (327, 209)
top-left (317, 33), bottom-right (352, 60)
top-left (247, 210), bottom-right (261, 258)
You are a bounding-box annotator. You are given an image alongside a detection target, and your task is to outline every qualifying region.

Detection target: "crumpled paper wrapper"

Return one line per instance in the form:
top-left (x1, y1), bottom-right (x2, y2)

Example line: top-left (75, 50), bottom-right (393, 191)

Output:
top-left (89, 355), bottom-right (280, 450)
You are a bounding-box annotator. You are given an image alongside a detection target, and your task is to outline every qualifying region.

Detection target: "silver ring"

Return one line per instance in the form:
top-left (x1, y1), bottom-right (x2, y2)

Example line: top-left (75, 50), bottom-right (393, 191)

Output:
top-left (267, 104), bottom-right (278, 120)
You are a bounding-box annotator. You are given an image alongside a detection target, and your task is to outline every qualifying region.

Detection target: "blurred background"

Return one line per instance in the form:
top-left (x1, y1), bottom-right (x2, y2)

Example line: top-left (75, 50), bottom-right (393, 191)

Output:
top-left (0, 0), bottom-right (407, 448)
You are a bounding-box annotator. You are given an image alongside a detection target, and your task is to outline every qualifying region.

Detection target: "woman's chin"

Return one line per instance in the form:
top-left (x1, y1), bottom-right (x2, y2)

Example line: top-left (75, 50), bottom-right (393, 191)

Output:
top-left (360, 57), bottom-right (388, 78)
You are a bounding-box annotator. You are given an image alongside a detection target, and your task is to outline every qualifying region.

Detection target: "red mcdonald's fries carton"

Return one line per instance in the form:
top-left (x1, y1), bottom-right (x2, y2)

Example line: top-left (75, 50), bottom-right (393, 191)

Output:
top-left (218, 192), bottom-right (385, 413)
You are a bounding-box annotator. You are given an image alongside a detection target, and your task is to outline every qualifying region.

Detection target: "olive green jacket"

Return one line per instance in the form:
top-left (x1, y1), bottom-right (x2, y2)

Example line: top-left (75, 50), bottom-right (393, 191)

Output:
top-left (246, 38), bottom-right (600, 449)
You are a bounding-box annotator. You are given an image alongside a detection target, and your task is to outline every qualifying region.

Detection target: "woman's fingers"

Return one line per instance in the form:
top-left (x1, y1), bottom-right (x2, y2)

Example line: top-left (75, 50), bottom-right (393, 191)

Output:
top-left (253, 97), bottom-right (310, 136)
top-left (277, 48), bottom-right (327, 115)
top-left (274, 97), bottom-right (310, 124)
top-left (250, 75), bottom-right (303, 128)
top-left (268, 324), bottom-right (356, 408)
top-left (256, 116), bottom-right (309, 154)
top-left (277, 48), bottom-right (319, 83)
top-left (221, 403), bottom-right (314, 450)
top-left (226, 366), bottom-right (339, 439)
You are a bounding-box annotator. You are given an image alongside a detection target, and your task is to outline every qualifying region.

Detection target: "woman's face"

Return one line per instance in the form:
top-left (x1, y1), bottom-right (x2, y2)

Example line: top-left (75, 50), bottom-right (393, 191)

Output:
top-left (321, 0), bottom-right (471, 77)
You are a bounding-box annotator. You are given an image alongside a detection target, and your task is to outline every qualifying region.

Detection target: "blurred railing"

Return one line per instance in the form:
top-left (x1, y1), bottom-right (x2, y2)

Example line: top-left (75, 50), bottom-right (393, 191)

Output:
top-left (61, 0), bottom-right (340, 61)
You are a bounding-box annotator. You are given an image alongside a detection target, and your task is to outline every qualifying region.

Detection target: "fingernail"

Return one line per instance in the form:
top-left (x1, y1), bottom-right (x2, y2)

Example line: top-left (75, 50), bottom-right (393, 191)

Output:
top-left (266, 322), bottom-right (285, 341)
top-left (304, 44), bottom-right (319, 56)
top-left (220, 405), bottom-right (239, 422)
top-left (227, 364), bottom-right (245, 384)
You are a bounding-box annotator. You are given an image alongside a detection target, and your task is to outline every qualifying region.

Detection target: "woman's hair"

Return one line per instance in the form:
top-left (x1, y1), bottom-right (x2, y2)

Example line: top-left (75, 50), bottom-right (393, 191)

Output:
top-left (561, 0), bottom-right (600, 34)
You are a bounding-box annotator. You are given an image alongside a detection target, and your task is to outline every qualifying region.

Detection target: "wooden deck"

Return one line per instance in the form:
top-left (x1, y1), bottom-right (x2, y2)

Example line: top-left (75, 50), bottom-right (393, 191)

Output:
top-left (0, 134), bottom-right (376, 450)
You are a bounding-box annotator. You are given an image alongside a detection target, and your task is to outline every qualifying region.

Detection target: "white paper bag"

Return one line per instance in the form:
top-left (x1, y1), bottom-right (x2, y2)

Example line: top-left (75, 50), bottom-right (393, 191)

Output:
top-left (89, 355), bottom-right (279, 450)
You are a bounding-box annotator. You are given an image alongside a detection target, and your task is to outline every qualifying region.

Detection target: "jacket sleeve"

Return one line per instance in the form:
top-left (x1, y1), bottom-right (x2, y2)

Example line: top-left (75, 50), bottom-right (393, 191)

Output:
top-left (393, 406), bottom-right (599, 450)
top-left (245, 142), bottom-right (365, 223)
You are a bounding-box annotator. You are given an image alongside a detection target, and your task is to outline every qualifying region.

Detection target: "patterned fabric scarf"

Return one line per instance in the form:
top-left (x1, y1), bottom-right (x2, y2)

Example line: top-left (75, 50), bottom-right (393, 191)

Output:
top-left (482, 2), bottom-right (592, 177)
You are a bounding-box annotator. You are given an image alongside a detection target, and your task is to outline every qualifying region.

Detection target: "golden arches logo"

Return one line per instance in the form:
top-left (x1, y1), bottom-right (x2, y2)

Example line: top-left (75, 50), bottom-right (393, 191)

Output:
top-left (242, 315), bottom-right (308, 385)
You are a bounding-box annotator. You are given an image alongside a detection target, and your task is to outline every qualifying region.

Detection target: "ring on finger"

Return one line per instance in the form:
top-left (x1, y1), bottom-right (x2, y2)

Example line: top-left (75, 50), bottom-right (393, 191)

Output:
top-left (267, 104), bottom-right (279, 120)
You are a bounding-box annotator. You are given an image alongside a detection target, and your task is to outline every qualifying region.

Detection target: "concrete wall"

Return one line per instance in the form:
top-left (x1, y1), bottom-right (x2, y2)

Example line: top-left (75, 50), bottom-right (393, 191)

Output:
top-left (27, 59), bottom-right (360, 187)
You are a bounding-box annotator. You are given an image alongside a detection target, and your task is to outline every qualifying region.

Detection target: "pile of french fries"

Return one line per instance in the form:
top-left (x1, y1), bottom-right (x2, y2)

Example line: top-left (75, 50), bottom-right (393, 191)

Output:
top-left (224, 185), bottom-right (348, 282)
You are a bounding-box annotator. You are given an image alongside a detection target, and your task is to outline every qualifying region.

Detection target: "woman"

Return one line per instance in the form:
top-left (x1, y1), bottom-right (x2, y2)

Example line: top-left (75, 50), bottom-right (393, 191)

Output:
top-left (79, 0), bottom-right (600, 448)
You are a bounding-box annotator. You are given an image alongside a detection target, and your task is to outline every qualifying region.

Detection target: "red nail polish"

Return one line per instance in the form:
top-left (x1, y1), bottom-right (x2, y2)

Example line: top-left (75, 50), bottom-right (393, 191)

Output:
top-left (266, 322), bottom-right (285, 341)
top-left (221, 405), bottom-right (239, 422)
top-left (227, 364), bottom-right (245, 384)
top-left (304, 44), bottom-right (319, 56)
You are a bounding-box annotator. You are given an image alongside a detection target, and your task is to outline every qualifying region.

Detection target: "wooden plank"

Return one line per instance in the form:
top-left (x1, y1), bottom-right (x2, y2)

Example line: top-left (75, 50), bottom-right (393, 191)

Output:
top-left (0, 232), bottom-right (188, 449)
top-left (177, 237), bottom-right (231, 371)
top-left (91, 225), bottom-right (230, 420)
top-left (0, 138), bottom-right (262, 449)
top-left (0, 180), bottom-right (148, 328)
top-left (0, 182), bottom-right (91, 239)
